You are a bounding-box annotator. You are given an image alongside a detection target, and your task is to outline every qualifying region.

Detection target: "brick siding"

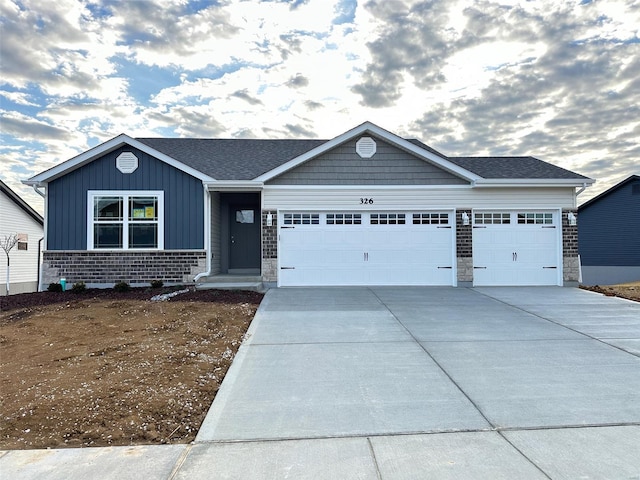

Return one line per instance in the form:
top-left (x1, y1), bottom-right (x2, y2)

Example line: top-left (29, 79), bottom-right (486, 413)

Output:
top-left (42, 250), bottom-right (206, 286)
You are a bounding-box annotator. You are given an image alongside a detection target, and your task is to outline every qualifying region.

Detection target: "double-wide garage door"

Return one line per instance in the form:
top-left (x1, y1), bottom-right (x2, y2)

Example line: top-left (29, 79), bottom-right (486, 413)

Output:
top-left (279, 211), bottom-right (455, 286)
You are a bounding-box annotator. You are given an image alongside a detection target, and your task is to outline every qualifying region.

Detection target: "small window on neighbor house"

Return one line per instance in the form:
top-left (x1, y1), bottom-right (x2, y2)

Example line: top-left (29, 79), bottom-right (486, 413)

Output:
top-left (17, 233), bottom-right (28, 250)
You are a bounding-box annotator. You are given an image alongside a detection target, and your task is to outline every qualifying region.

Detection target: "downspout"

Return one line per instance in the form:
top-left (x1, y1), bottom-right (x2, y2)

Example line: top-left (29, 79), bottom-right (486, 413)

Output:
top-left (575, 182), bottom-right (588, 197)
top-left (194, 184), bottom-right (212, 282)
top-left (37, 237), bottom-right (43, 291)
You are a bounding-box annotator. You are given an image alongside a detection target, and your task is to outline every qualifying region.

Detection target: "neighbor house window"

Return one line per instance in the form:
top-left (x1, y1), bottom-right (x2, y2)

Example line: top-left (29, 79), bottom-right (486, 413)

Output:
top-left (88, 191), bottom-right (164, 250)
top-left (17, 233), bottom-right (28, 250)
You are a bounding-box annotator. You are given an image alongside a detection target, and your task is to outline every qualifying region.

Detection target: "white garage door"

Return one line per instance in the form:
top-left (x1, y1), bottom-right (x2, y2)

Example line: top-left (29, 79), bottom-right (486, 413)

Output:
top-left (473, 211), bottom-right (560, 286)
top-left (279, 212), bottom-right (455, 286)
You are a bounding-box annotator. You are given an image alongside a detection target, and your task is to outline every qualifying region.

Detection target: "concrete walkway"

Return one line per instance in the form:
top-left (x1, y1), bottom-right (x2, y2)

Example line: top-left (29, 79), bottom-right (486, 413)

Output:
top-left (2, 287), bottom-right (640, 479)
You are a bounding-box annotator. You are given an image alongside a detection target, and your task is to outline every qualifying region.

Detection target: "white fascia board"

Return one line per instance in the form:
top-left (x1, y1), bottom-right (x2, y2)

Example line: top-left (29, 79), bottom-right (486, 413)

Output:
top-left (262, 184), bottom-right (473, 190)
top-left (204, 180), bottom-right (264, 191)
top-left (24, 134), bottom-right (215, 185)
top-left (473, 178), bottom-right (595, 187)
top-left (254, 121), bottom-right (481, 183)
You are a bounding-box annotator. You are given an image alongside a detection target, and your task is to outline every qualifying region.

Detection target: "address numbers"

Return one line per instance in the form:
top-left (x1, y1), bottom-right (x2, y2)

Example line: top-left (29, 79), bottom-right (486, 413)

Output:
top-left (360, 198), bottom-right (374, 205)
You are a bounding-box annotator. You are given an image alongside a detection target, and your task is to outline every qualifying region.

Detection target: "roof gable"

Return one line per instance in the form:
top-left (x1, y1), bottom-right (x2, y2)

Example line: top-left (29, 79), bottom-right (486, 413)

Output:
top-left (0, 180), bottom-right (43, 225)
top-left (579, 175), bottom-right (640, 211)
top-left (255, 122), bottom-right (481, 183)
top-left (24, 135), bottom-right (215, 186)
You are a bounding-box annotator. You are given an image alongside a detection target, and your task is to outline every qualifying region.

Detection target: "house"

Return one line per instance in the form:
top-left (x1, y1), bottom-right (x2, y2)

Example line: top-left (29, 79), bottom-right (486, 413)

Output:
top-left (23, 121), bottom-right (594, 290)
top-left (578, 175), bottom-right (640, 286)
top-left (0, 179), bottom-right (44, 295)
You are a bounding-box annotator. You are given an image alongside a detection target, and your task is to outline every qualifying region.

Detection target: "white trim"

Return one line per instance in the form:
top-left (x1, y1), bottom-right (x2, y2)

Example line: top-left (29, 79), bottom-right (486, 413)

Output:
top-left (204, 180), bottom-right (264, 191)
top-left (87, 190), bottom-right (165, 251)
top-left (262, 184), bottom-right (473, 191)
top-left (254, 121), bottom-right (481, 183)
top-left (473, 178), bottom-right (595, 188)
top-left (25, 134), bottom-right (215, 185)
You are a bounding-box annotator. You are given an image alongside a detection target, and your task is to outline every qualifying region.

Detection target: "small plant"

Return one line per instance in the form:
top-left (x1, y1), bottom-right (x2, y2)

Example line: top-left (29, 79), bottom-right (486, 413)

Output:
top-left (47, 282), bottom-right (63, 292)
top-left (150, 279), bottom-right (164, 289)
top-left (114, 281), bottom-right (130, 292)
top-left (71, 281), bottom-right (86, 293)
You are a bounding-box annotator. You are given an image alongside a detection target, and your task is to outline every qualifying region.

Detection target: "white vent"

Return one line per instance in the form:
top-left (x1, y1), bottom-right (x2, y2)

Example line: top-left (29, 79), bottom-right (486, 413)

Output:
top-left (356, 137), bottom-right (376, 158)
top-left (116, 152), bottom-right (138, 174)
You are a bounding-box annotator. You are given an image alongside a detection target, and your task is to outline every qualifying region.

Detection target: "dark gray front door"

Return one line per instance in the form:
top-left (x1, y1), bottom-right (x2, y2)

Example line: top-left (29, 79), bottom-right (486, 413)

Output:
top-left (229, 205), bottom-right (260, 270)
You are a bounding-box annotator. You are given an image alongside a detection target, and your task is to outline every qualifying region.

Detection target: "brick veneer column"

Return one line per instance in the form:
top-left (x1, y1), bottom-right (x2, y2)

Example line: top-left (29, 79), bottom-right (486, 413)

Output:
top-left (456, 209), bottom-right (473, 286)
top-left (562, 209), bottom-right (580, 285)
top-left (261, 210), bottom-right (278, 283)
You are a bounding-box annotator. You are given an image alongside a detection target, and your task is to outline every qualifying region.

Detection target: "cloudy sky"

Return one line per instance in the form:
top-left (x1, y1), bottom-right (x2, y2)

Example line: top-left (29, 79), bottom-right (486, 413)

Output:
top-left (1, 0), bottom-right (638, 214)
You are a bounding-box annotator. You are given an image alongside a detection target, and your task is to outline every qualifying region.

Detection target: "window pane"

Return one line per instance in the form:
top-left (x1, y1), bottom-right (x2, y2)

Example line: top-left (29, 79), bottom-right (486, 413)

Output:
top-left (130, 197), bottom-right (157, 221)
top-left (95, 197), bottom-right (122, 220)
top-left (129, 224), bottom-right (158, 248)
top-left (94, 224), bottom-right (122, 248)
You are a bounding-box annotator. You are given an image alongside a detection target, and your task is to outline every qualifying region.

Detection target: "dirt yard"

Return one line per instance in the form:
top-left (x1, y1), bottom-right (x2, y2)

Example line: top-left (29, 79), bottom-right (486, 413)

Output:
top-left (581, 281), bottom-right (640, 303)
top-left (0, 288), bottom-right (263, 450)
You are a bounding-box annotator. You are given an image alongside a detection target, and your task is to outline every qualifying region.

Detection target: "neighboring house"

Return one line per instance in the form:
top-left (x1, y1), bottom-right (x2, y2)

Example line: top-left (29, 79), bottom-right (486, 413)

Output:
top-left (578, 175), bottom-right (640, 286)
top-left (0, 180), bottom-right (44, 295)
top-left (24, 121), bottom-right (594, 289)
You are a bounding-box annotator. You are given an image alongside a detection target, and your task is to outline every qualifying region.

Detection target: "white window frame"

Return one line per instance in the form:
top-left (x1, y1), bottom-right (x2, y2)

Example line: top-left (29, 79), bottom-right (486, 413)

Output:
top-left (87, 191), bottom-right (164, 251)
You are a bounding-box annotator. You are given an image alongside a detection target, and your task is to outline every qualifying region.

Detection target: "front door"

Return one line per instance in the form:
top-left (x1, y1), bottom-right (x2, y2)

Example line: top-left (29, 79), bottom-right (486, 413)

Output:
top-left (229, 205), bottom-right (260, 270)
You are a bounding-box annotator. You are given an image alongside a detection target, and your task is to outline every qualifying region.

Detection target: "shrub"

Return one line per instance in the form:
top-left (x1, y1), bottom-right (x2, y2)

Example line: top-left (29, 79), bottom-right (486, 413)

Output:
top-left (114, 281), bottom-right (130, 292)
top-left (150, 280), bottom-right (164, 289)
top-left (47, 283), bottom-right (63, 292)
top-left (71, 281), bottom-right (86, 293)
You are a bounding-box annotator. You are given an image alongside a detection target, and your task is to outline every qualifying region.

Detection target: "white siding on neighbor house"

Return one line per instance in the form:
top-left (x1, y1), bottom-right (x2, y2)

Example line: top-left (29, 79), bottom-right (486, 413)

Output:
top-left (0, 191), bottom-right (44, 294)
top-left (263, 186), bottom-right (577, 210)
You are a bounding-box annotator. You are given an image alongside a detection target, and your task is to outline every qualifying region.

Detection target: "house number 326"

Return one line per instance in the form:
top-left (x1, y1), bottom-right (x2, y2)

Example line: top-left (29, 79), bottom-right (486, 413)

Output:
top-left (360, 198), bottom-right (374, 205)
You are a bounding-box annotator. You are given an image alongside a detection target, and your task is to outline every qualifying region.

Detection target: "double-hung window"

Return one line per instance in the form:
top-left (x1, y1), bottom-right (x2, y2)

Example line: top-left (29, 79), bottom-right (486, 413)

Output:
top-left (88, 191), bottom-right (164, 250)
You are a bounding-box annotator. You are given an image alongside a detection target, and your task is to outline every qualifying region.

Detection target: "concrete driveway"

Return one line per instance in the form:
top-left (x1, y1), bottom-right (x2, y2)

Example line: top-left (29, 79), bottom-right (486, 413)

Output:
top-left (3, 287), bottom-right (640, 479)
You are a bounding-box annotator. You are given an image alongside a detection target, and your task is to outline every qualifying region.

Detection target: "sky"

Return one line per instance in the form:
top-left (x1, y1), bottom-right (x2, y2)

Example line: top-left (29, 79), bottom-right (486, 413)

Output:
top-left (1, 0), bottom-right (639, 215)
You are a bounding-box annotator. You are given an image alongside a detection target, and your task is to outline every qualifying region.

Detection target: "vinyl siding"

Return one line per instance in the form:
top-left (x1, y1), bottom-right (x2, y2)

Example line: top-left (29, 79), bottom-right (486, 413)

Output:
top-left (579, 179), bottom-right (640, 266)
top-left (0, 191), bottom-right (44, 291)
top-left (263, 186), bottom-right (577, 210)
top-left (47, 146), bottom-right (204, 250)
top-left (267, 137), bottom-right (469, 186)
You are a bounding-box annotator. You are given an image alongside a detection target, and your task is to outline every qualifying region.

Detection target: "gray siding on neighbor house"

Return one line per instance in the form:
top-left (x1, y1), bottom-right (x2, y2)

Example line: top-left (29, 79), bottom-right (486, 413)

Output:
top-left (578, 178), bottom-right (640, 267)
top-left (47, 146), bottom-right (204, 250)
top-left (267, 137), bottom-right (469, 185)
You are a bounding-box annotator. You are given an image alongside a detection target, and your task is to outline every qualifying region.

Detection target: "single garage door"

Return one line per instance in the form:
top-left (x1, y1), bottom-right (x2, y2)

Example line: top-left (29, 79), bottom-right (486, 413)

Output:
top-left (279, 211), bottom-right (455, 286)
top-left (473, 211), bottom-right (560, 286)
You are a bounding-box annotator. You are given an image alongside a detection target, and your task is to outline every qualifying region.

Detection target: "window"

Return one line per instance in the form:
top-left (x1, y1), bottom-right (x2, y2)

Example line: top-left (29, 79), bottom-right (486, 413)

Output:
top-left (371, 213), bottom-right (405, 225)
top-left (283, 213), bottom-right (319, 225)
top-left (326, 213), bottom-right (361, 225)
top-left (517, 213), bottom-right (553, 225)
top-left (474, 213), bottom-right (510, 225)
top-left (88, 191), bottom-right (163, 250)
top-left (236, 210), bottom-right (255, 224)
top-left (413, 213), bottom-right (449, 225)
top-left (17, 233), bottom-right (28, 250)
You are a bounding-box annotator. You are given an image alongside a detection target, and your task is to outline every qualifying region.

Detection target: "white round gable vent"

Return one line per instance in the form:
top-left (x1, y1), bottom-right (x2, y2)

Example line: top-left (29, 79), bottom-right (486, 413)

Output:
top-left (356, 137), bottom-right (376, 158)
top-left (116, 152), bottom-right (138, 174)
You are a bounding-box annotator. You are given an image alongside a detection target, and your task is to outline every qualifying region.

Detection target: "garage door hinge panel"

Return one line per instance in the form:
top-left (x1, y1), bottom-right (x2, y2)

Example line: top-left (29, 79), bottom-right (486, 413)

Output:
top-left (474, 266), bottom-right (487, 269)
top-left (438, 266), bottom-right (452, 269)
top-left (543, 266), bottom-right (557, 269)
top-left (280, 266), bottom-right (295, 270)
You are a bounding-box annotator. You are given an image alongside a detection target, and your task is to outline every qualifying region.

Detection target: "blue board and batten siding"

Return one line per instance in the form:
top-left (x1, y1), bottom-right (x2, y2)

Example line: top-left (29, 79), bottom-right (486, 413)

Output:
top-left (47, 146), bottom-right (204, 250)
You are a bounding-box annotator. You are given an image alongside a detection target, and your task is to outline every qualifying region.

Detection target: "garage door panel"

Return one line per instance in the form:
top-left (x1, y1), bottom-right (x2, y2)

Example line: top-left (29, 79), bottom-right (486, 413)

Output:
top-left (279, 212), bottom-right (454, 286)
top-left (473, 212), bottom-right (560, 286)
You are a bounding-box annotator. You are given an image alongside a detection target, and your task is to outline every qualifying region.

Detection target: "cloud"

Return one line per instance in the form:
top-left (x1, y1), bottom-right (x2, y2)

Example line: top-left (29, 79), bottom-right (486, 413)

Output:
top-left (231, 89), bottom-right (264, 105)
top-left (286, 74), bottom-right (310, 88)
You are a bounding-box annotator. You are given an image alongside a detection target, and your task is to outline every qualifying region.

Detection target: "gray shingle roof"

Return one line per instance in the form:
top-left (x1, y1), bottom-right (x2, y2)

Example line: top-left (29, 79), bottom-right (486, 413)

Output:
top-left (137, 138), bottom-right (326, 180)
top-left (136, 137), bottom-right (589, 181)
top-left (447, 157), bottom-right (591, 180)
